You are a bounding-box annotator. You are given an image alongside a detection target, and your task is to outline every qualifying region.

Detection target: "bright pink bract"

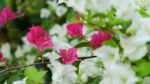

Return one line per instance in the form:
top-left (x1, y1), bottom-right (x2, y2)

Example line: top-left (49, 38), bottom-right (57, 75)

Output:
top-left (90, 30), bottom-right (111, 49)
top-left (0, 7), bottom-right (15, 25)
top-left (26, 26), bottom-right (54, 51)
top-left (0, 14), bottom-right (5, 25)
top-left (0, 51), bottom-right (3, 62)
top-left (66, 23), bottom-right (83, 38)
top-left (1, 7), bottom-right (16, 20)
top-left (59, 48), bottom-right (78, 64)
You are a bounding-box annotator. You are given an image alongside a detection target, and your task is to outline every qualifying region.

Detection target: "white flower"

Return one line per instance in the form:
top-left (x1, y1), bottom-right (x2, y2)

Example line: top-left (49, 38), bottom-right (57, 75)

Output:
top-left (135, 0), bottom-right (150, 9)
top-left (86, 0), bottom-right (112, 13)
top-left (1, 43), bottom-right (12, 60)
top-left (77, 47), bottom-right (92, 57)
top-left (100, 63), bottom-right (138, 84)
top-left (22, 44), bottom-right (33, 53)
top-left (47, 0), bottom-right (57, 10)
top-left (43, 51), bottom-right (60, 62)
top-left (79, 58), bottom-right (103, 82)
top-left (112, 0), bottom-right (138, 20)
top-left (21, 36), bottom-right (30, 45)
top-left (93, 46), bottom-right (120, 63)
top-left (25, 54), bottom-right (36, 64)
top-left (120, 35), bottom-right (147, 61)
top-left (51, 36), bottom-right (72, 51)
top-left (143, 76), bottom-right (150, 84)
top-left (12, 77), bottom-right (27, 84)
top-left (48, 61), bottom-right (77, 84)
top-left (135, 18), bottom-right (150, 43)
top-left (40, 8), bottom-right (50, 18)
top-left (62, 0), bottom-right (87, 13)
top-left (49, 24), bottom-right (67, 40)
top-left (4, 81), bottom-right (7, 84)
top-left (15, 46), bottom-right (25, 58)
top-left (57, 0), bottom-right (67, 4)
top-left (55, 6), bottom-right (67, 17)
top-left (127, 14), bottom-right (150, 43)
top-left (127, 13), bottom-right (143, 33)
top-left (22, 36), bottom-right (33, 53)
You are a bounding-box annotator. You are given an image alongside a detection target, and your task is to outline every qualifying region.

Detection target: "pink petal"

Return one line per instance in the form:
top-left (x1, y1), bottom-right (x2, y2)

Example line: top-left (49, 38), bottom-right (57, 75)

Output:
top-left (0, 13), bottom-right (5, 25)
top-left (90, 30), bottom-right (111, 49)
top-left (59, 48), bottom-right (78, 64)
top-left (1, 7), bottom-right (16, 20)
top-left (0, 51), bottom-right (3, 62)
top-left (66, 23), bottom-right (83, 38)
top-left (26, 25), bottom-right (53, 51)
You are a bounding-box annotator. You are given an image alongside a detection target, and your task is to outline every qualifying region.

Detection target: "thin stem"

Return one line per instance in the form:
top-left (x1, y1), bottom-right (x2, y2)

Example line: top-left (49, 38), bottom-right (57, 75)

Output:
top-left (78, 56), bottom-right (96, 60)
top-left (0, 56), bottom-right (97, 74)
top-left (0, 62), bottom-right (50, 74)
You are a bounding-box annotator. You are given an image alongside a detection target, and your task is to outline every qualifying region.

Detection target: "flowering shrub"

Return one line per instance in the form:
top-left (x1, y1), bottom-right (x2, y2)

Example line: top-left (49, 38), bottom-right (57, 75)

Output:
top-left (0, 0), bottom-right (150, 84)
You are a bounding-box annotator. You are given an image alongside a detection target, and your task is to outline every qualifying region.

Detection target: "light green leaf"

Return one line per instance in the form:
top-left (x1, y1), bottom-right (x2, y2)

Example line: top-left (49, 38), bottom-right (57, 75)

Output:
top-left (134, 61), bottom-right (150, 77)
top-left (102, 39), bottom-right (118, 47)
top-left (24, 66), bottom-right (47, 84)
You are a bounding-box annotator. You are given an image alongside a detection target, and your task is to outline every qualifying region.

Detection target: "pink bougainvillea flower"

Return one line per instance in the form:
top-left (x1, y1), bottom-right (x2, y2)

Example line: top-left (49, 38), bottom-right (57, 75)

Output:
top-left (1, 7), bottom-right (16, 20)
top-left (0, 14), bottom-right (5, 25)
top-left (0, 7), bottom-right (15, 25)
top-left (0, 51), bottom-right (3, 62)
top-left (26, 26), bottom-right (54, 51)
top-left (66, 22), bottom-right (83, 38)
top-left (59, 48), bottom-right (78, 64)
top-left (90, 30), bottom-right (111, 49)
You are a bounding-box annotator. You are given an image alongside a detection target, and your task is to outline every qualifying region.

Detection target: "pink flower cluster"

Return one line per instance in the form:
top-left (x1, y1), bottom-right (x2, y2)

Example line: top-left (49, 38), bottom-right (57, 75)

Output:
top-left (59, 48), bottom-right (78, 64)
top-left (90, 30), bottom-right (111, 49)
top-left (66, 22), bottom-right (83, 38)
top-left (26, 26), bottom-right (53, 51)
top-left (26, 22), bottom-right (111, 64)
top-left (0, 7), bottom-right (16, 25)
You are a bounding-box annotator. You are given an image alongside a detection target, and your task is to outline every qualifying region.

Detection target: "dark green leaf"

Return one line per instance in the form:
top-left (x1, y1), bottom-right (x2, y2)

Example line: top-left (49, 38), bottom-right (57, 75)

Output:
top-left (67, 9), bottom-right (76, 22)
top-left (87, 77), bottom-right (101, 84)
top-left (75, 42), bottom-right (90, 48)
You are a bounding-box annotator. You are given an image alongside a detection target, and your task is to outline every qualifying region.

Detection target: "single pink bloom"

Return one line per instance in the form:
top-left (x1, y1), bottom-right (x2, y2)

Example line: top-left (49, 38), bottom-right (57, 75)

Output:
top-left (59, 48), bottom-right (78, 64)
top-left (0, 51), bottom-right (3, 62)
top-left (90, 30), bottom-right (111, 49)
top-left (1, 7), bottom-right (16, 20)
top-left (66, 23), bottom-right (83, 38)
top-left (26, 26), bottom-right (54, 51)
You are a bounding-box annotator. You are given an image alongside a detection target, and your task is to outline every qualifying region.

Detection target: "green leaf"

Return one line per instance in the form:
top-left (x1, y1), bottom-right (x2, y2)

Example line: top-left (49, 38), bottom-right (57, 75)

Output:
top-left (139, 8), bottom-right (150, 17)
top-left (75, 42), bottom-right (90, 48)
top-left (134, 61), bottom-right (150, 77)
top-left (95, 60), bottom-right (104, 68)
top-left (90, 78), bottom-right (100, 84)
top-left (6, 73), bottom-right (23, 84)
top-left (24, 66), bottom-right (47, 84)
top-left (87, 77), bottom-right (101, 84)
top-left (67, 9), bottom-right (76, 22)
top-left (77, 72), bottom-right (84, 84)
top-left (5, 0), bottom-right (13, 8)
top-left (102, 39), bottom-right (118, 47)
